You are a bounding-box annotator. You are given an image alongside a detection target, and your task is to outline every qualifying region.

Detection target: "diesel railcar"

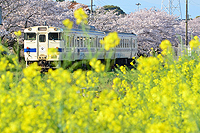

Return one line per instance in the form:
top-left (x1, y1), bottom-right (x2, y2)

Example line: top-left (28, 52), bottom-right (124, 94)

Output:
top-left (24, 26), bottom-right (137, 68)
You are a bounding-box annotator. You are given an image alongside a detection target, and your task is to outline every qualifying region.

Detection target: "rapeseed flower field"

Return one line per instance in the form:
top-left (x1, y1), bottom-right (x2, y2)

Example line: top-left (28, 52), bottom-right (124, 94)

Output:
top-left (1, 8), bottom-right (200, 133)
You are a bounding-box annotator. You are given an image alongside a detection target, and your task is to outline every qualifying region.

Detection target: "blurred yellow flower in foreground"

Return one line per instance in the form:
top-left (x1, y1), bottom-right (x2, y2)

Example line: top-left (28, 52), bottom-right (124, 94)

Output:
top-left (62, 19), bottom-right (73, 29)
top-left (89, 58), bottom-right (105, 73)
top-left (160, 40), bottom-right (172, 55)
top-left (14, 30), bottom-right (21, 37)
top-left (160, 40), bottom-right (171, 50)
top-left (74, 8), bottom-right (88, 25)
top-left (189, 36), bottom-right (200, 50)
top-left (137, 56), bottom-right (160, 74)
top-left (0, 45), bottom-right (5, 52)
top-left (100, 32), bottom-right (120, 51)
top-left (48, 48), bottom-right (59, 59)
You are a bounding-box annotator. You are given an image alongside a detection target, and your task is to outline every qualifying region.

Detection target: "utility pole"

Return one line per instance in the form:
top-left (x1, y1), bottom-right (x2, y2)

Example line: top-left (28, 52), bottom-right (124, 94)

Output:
top-left (0, 6), bottom-right (2, 25)
top-left (136, 3), bottom-right (141, 11)
top-left (185, 0), bottom-right (188, 46)
top-left (90, 0), bottom-right (96, 20)
top-left (91, 0), bottom-right (93, 14)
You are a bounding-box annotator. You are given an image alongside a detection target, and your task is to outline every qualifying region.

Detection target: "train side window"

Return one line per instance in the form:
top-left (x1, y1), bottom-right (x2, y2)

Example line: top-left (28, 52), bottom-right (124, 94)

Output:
top-left (85, 37), bottom-right (92, 47)
top-left (74, 37), bottom-right (76, 47)
top-left (24, 33), bottom-right (36, 40)
top-left (98, 38), bottom-right (101, 48)
top-left (76, 37), bottom-right (80, 47)
top-left (80, 37), bottom-right (83, 47)
top-left (70, 36), bottom-right (74, 47)
top-left (126, 39), bottom-right (128, 48)
top-left (98, 38), bottom-right (100, 47)
top-left (65, 36), bottom-right (70, 47)
top-left (89, 37), bottom-right (92, 47)
top-left (88, 37), bottom-right (93, 47)
top-left (122, 39), bottom-right (124, 48)
top-left (128, 39), bottom-right (130, 48)
top-left (80, 37), bottom-right (82, 47)
top-left (134, 40), bottom-right (136, 48)
top-left (100, 38), bottom-right (103, 47)
top-left (60, 33), bottom-right (63, 40)
top-left (48, 33), bottom-right (61, 40)
top-left (99, 38), bottom-right (101, 47)
top-left (92, 37), bottom-right (96, 47)
top-left (133, 39), bottom-right (135, 48)
top-left (39, 35), bottom-right (46, 42)
top-left (83, 37), bottom-right (86, 47)
top-left (118, 40), bottom-right (121, 48)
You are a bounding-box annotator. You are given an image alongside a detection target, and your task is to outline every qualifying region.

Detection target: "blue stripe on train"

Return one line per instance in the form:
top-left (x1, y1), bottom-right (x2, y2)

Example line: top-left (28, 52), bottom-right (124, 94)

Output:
top-left (24, 48), bottom-right (63, 52)
top-left (24, 48), bottom-right (36, 52)
top-left (58, 48), bottom-right (64, 52)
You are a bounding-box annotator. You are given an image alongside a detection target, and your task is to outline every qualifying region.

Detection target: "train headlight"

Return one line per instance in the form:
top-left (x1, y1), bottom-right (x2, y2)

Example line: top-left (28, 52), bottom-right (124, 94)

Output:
top-left (54, 28), bottom-right (58, 31)
top-left (28, 28), bottom-right (32, 31)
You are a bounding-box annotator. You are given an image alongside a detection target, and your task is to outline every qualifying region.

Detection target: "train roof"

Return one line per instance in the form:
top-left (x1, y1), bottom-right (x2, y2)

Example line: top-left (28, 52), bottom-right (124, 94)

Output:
top-left (24, 26), bottom-right (137, 37)
top-left (104, 31), bottom-right (136, 36)
top-left (67, 28), bottom-right (136, 37)
top-left (24, 26), bottom-right (63, 32)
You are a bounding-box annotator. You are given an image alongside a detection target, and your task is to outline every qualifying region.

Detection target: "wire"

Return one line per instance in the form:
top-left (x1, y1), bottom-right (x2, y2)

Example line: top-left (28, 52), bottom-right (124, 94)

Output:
top-left (190, 0), bottom-right (200, 6)
top-left (95, 0), bottom-right (108, 5)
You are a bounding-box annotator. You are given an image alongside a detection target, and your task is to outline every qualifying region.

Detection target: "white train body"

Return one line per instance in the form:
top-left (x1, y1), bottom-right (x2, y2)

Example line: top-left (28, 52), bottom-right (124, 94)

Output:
top-left (24, 26), bottom-right (137, 67)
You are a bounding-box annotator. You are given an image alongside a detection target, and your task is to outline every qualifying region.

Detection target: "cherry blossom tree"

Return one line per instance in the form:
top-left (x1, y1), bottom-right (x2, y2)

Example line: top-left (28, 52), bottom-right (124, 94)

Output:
top-left (89, 8), bottom-right (185, 55)
top-left (0, 0), bottom-right (84, 43)
top-left (188, 17), bottom-right (200, 38)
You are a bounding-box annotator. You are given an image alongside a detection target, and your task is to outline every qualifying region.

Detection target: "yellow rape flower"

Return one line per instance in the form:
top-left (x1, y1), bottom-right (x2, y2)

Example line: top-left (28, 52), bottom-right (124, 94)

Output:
top-left (89, 58), bottom-right (105, 72)
top-left (74, 8), bottom-right (88, 25)
top-left (160, 40), bottom-right (172, 50)
top-left (23, 62), bottom-right (41, 78)
top-left (14, 30), bottom-right (21, 37)
top-left (62, 19), bottom-right (73, 29)
top-left (100, 32), bottom-right (120, 51)
top-left (160, 40), bottom-right (172, 55)
top-left (112, 77), bottom-right (121, 89)
top-left (120, 65), bottom-right (126, 74)
top-left (0, 45), bottom-right (5, 52)
top-left (137, 56), bottom-right (160, 74)
top-left (189, 36), bottom-right (200, 50)
top-left (48, 48), bottom-right (58, 59)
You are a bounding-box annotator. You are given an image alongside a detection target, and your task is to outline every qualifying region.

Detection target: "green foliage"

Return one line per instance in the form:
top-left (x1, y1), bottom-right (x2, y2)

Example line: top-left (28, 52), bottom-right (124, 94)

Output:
top-left (196, 16), bottom-right (200, 18)
top-left (103, 5), bottom-right (126, 15)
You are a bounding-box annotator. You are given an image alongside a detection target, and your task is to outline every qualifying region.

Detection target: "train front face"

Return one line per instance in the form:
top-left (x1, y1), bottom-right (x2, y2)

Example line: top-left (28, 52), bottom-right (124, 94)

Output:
top-left (24, 26), bottom-right (64, 67)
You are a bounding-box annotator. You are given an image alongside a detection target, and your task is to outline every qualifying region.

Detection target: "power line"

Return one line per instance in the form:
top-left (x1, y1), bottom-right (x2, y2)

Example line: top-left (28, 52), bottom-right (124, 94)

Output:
top-left (161, 0), bottom-right (182, 19)
top-left (95, 0), bottom-right (108, 5)
top-left (190, 0), bottom-right (200, 6)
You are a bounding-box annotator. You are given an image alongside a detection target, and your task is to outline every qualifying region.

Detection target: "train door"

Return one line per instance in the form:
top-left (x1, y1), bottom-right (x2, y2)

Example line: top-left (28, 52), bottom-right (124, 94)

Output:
top-left (38, 34), bottom-right (48, 59)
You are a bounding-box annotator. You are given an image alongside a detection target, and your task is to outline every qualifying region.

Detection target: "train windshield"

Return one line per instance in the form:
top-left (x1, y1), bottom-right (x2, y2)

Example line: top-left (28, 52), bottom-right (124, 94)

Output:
top-left (48, 33), bottom-right (62, 40)
top-left (24, 33), bottom-right (36, 40)
top-left (39, 35), bottom-right (46, 42)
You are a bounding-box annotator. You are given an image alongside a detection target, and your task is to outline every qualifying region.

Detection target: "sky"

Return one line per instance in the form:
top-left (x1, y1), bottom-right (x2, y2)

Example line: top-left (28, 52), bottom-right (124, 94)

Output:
top-left (72, 0), bottom-right (200, 19)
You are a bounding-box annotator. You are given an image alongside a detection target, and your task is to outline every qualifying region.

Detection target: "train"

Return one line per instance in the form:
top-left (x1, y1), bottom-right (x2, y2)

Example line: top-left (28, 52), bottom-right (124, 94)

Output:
top-left (24, 26), bottom-right (137, 69)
